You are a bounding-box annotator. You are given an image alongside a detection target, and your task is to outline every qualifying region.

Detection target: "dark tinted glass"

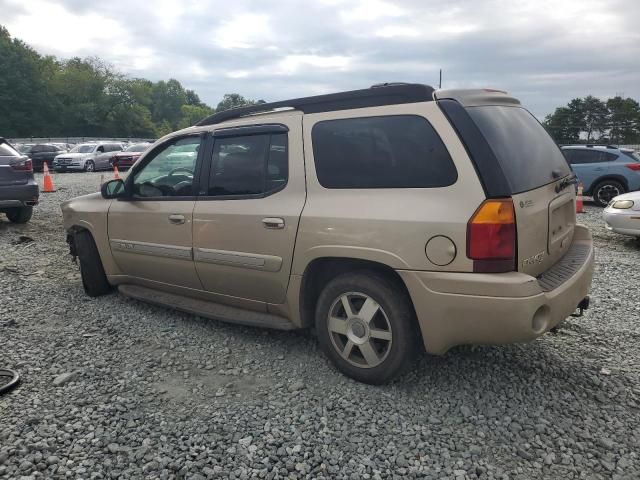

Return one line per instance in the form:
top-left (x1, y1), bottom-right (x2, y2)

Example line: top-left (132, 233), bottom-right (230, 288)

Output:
top-left (565, 149), bottom-right (617, 164)
top-left (312, 115), bottom-right (457, 189)
top-left (208, 133), bottom-right (288, 196)
top-left (467, 106), bottom-right (571, 193)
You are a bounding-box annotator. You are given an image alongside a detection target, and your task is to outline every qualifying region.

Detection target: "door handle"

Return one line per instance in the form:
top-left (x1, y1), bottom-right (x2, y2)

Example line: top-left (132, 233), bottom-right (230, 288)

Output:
top-left (168, 214), bottom-right (185, 225)
top-left (262, 217), bottom-right (285, 229)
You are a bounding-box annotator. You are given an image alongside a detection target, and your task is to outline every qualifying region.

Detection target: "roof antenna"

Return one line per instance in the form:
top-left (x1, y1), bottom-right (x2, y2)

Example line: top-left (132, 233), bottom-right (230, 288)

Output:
top-left (439, 69), bottom-right (442, 89)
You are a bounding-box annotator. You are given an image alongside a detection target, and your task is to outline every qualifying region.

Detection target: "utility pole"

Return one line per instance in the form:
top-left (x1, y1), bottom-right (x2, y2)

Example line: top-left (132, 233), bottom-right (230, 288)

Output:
top-left (439, 69), bottom-right (442, 89)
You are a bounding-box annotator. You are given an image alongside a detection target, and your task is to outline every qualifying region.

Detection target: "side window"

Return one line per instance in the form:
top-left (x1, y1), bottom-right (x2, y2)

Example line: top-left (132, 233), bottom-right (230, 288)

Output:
top-left (311, 115), bottom-right (457, 188)
top-left (601, 152), bottom-right (618, 162)
top-left (207, 133), bottom-right (288, 197)
top-left (132, 136), bottom-right (200, 198)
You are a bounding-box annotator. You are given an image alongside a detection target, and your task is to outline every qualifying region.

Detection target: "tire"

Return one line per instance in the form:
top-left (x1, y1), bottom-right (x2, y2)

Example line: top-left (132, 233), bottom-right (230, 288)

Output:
top-left (315, 271), bottom-right (420, 384)
top-left (74, 230), bottom-right (111, 297)
top-left (85, 160), bottom-right (95, 172)
top-left (592, 180), bottom-right (625, 207)
top-left (5, 207), bottom-right (33, 224)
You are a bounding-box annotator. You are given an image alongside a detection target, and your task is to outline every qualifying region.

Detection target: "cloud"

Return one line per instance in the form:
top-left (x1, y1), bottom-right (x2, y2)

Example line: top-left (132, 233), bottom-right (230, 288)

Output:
top-left (1, 0), bottom-right (639, 116)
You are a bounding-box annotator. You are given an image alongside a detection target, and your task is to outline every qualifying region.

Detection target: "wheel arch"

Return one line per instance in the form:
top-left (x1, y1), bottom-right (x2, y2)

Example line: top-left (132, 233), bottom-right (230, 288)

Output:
top-left (587, 174), bottom-right (628, 195)
top-left (298, 256), bottom-right (420, 334)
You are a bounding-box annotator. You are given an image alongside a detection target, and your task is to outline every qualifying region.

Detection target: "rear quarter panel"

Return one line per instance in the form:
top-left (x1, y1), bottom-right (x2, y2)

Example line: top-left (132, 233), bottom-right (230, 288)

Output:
top-left (295, 102), bottom-right (486, 274)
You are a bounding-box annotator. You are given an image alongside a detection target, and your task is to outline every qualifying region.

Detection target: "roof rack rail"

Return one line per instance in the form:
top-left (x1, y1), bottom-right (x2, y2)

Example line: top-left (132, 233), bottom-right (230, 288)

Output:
top-left (585, 144), bottom-right (618, 149)
top-left (196, 83), bottom-right (435, 126)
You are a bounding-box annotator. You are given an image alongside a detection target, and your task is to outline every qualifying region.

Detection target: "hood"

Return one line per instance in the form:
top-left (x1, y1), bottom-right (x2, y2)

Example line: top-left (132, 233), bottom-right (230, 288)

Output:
top-left (610, 191), bottom-right (640, 204)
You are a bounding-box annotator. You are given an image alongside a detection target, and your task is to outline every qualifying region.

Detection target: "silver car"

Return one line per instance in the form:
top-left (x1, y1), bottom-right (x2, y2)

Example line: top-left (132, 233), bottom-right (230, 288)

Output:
top-left (603, 191), bottom-right (640, 238)
top-left (53, 142), bottom-right (123, 172)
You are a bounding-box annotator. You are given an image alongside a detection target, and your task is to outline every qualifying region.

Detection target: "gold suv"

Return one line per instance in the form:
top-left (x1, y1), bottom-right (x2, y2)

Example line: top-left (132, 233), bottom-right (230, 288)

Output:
top-left (62, 83), bottom-right (594, 384)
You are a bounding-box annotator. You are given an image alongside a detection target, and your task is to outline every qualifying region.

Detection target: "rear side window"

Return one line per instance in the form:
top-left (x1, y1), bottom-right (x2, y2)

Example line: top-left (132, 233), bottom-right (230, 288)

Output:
top-left (207, 133), bottom-right (288, 197)
top-left (312, 115), bottom-right (457, 189)
top-left (564, 149), bottom-right (617, 164)
top-left (0, 143), bottom-right (20, 157)
top-left (467, 106), bottom-right (571, 193)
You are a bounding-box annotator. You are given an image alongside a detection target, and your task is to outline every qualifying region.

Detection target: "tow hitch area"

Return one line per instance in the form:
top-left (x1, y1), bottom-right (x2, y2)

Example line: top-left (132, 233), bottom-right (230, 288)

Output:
top-left (571, 296), bottom-right (590, 318)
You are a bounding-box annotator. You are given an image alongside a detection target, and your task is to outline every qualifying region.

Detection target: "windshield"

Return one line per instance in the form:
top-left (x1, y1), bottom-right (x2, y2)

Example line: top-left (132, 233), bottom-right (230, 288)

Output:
top-left (17, 144), bottom-right (33, 153)
top-left (70, 144), bottom-right (96, 153)
top-left (126, 143), bottom-right (150, 152)
top-left (467, 106), bottom-right (571, 193)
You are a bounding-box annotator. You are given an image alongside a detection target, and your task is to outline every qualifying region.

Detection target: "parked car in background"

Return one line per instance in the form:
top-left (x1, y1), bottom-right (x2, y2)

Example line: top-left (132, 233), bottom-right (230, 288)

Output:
top-left (21, 143), bottom-right (67, 171)
top-left (62, 84), bottom-right (593, 384)
top-left (53, 142), bottom-right (124, 172)
top-left (561, 145), bottom-right (640, 207)
top-left (16, 144), bottom-right (35, 154)
top-left (110, 143), bottom-right (151, 170)
top-left (0, 138), bottom-right (38, 223)
top-left (603, 191), bottom-right (640, 238)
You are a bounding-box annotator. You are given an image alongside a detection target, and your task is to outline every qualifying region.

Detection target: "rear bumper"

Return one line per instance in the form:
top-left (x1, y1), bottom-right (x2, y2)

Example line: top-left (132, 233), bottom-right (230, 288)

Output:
top-left (0, 180), bottom-right (39, 208)
top-left (399, 225), bottom-right (594, 354)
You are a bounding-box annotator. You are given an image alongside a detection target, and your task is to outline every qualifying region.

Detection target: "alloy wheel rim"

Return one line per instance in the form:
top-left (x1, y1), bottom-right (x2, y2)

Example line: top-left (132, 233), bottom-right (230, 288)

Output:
top-left (87, 162), bottom-right (94, 172)
top-left (598, 184), bottom-right (620, 205)
top-left (327, 292), bottom-right (392, 369)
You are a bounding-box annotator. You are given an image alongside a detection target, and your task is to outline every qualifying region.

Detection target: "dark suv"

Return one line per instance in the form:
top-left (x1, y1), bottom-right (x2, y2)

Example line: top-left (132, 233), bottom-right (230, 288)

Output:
top-left (0, 139), bottom-right (39, 223)
top-left (22, 143), bottom-right (67, 171)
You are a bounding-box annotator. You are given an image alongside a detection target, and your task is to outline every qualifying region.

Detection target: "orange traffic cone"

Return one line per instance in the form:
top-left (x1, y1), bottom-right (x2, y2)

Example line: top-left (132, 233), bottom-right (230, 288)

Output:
top-left (113, 164), bottom-right (120, 179)
top-left (576, 183), bottom-right (584, 213)
top-left (42, 162), bottom-right (56, 193)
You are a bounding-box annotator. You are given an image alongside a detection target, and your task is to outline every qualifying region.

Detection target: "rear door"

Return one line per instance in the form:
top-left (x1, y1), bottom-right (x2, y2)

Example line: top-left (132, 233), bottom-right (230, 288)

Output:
top-left (464, 105), bottom-right (575, 276)
top-left (192, 114), bottom-right (306, 304)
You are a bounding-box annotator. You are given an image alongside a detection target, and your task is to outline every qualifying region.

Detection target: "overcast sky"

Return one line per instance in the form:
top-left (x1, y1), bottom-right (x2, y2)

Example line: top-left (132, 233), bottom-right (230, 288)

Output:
top-left (2, 0), bottom-right (639, 117)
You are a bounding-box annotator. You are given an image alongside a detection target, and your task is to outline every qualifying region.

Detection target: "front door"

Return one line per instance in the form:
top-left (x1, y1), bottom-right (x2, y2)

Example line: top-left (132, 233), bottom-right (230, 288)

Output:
top-left (107, 135), bottom-right (203, 289)
top-left (192, 115), bottom-right (306, 304)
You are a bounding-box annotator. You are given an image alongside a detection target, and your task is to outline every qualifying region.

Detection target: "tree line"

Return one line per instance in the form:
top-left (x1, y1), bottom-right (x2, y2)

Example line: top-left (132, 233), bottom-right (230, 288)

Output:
top-left (0, 26), bottom-right (263, 139)
top-left (543, 95), bottom-right (640, 145)
top-left (3, 25), bottom-right (639, 145)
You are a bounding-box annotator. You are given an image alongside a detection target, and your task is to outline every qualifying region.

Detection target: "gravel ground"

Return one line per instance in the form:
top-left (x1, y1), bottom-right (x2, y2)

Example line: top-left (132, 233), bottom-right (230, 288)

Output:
top-left (1, 172), bottom-right (639, 480)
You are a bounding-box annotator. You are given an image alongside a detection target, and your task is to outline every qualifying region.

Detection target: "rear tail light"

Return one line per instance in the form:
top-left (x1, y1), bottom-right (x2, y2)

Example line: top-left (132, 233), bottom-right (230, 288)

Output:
top-left (10, 158), bottom-right (33, 172)
top-left (624, 163), bottom-right (640, 171)
top-left (467, 199), bottom-right (516, 273)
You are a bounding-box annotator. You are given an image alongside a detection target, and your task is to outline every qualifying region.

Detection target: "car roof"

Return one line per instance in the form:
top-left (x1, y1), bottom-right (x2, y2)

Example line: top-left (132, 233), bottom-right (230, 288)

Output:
top-left (196, 83), bottom-right (436, 127)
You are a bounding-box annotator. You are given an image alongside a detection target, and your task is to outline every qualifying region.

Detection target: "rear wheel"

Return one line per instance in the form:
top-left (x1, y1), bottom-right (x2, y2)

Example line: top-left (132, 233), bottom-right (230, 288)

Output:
top-left (5, 207), bottom-right (33, 224)
top-left (74, 230), bottom-right (111, 297)
top-left (315, 271), bottom-right (419, 384)
top-left (593, 180), bottom-right (625, 207)
top-left (85, 160), bottom-right (95, 172)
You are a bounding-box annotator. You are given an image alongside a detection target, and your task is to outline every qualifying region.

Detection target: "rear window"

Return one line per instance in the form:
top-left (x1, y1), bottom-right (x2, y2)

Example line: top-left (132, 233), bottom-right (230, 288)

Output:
top-left (0, 142), bottom-right (20, 157)
top-left (467, 106), bottom-right (571, 193)
top-left (312, 115), bottom-right (457, 189)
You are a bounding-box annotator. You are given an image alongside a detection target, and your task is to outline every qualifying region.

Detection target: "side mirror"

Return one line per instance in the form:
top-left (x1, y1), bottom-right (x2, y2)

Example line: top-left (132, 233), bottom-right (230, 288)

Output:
top-left (101, 178), bottom-right (126, 199)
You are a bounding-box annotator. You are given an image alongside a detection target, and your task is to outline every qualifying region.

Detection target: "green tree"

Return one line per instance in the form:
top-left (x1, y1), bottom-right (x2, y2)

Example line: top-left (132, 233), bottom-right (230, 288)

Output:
top-left (0, 26), bottom-right (58, 136)
top-left (151, 79), bottom-right (187, 129)
top-left (216, 93), bottom-right (265, 112)
top-left (607, 96), bottom-right (640, 144)
top-left (177, 104), bottom-right (214, 129)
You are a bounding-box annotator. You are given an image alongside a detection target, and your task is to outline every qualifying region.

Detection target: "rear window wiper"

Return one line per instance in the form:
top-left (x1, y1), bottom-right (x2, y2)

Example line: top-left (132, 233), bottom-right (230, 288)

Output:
top-left (555, 174), bottom-right (578, 193)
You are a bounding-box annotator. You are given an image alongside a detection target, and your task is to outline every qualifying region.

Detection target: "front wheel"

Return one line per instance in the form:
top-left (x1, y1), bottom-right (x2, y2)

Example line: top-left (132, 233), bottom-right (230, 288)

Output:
top-left (592, 180), bottom-right (625, 207)
top-left (5, 207), bottom-right (33, 224)
top-left (85, 160), bottom-right (95, 172)
top-left (315, 272), bottom-right (419, 384)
